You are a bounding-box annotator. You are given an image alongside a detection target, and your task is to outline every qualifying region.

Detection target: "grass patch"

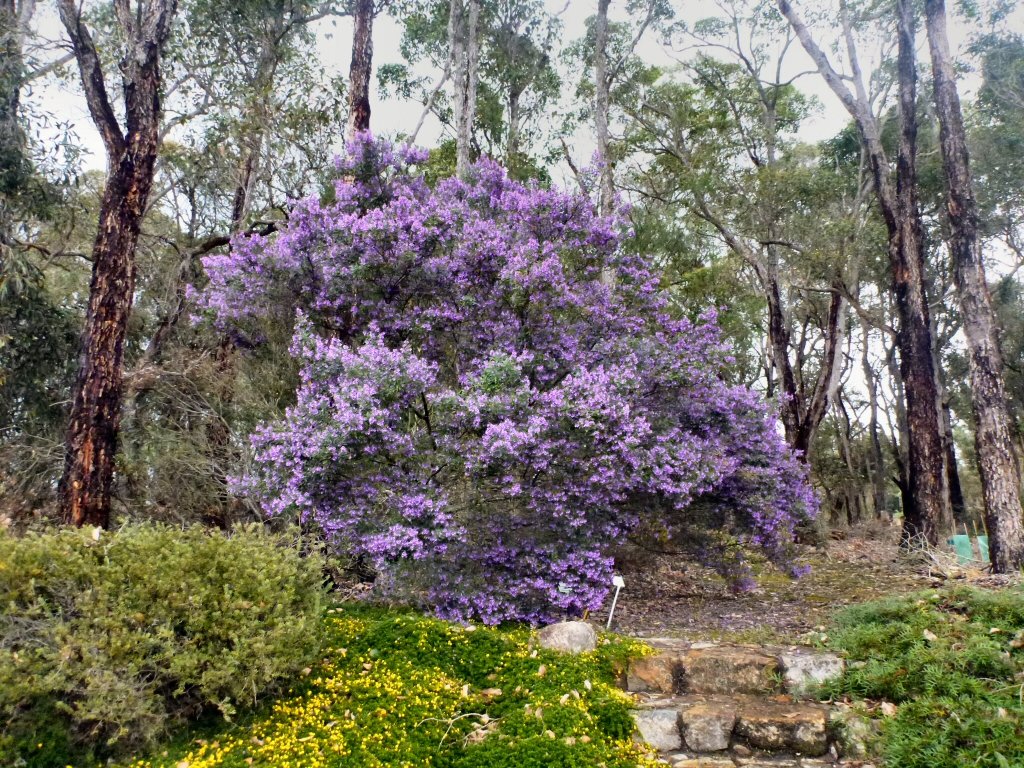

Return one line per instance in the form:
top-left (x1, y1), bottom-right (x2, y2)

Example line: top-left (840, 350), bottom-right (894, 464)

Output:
top-left (119, 606), bottom-right (657, 768)
top-left (822, 585), bottom-right (1024, 768)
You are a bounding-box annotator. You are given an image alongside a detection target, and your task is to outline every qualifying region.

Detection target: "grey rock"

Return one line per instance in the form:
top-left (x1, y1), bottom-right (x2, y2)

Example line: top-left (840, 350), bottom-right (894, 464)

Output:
top-left (633, 708), bottom-right (684, 751)
top-left (830, 704), bottom-right (877, 758)
top-left (778, 650), bottom-right (845, 697)
top-left (537, 621), bottom-right (597, 654)
top-left (681, 701), bottom-right (737, 752)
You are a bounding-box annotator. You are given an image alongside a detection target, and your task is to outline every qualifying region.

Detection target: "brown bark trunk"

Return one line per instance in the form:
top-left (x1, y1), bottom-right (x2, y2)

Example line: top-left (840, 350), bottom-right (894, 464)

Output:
top-left (346, 0), bottom-right (374, 139)
top-left (942, 398), bottom-right (968, 523)
top-left (925, 0), bottom-right (1024, 570)
top-left (57, 0), bottom-right (177, 528)
top-left (778, 0), bottom-right (951, 545)
top-left (60, 157), bottom-right (155, 527)
top-left (892, 0), bottom-right (952, 544)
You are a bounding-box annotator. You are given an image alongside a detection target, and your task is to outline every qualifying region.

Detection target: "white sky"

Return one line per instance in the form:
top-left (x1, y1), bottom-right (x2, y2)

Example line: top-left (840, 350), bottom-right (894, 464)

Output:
top-left (29, 0), bottom-right (1015, 193)
top-left (27, 0), bottom-right (1000, 176)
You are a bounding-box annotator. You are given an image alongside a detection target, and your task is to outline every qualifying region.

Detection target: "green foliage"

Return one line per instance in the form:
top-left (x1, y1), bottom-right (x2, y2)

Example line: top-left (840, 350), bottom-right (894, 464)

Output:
top-left (0, 524), bottom-right (326, 764)
top-left (823, 587), bottom-right (1024, 768)
top-left (125, 607), bottom-right (655, 768)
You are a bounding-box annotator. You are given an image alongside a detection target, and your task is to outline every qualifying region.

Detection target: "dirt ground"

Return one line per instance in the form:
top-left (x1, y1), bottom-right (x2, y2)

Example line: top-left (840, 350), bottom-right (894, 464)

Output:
top-left (590, 522), bottom-right (942, 642)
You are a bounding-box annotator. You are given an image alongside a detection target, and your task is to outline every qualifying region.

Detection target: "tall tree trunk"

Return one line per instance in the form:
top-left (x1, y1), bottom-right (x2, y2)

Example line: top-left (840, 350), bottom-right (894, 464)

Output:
top-left (778, 0), bottom-right (952, 545)
top-left (885, 337), bottom-right (914, 520)
top-left (451, 0), bottom-right (479, 179)
top-left (346, 0), bottom-right (374, 139)
top-left (861, 322), bottom-right (889, 518)
top-left (892, 0), bottom-right (951, 544)
top-left (942, 398), bottom-right (968, 522)
top-left (925, 0), bottom-right (1024, 570)
top-left (57, 0), bottom-right (177, 528)
top-left (506, 89), bottom-right (521, 168)
top-left (594, 0), bottom-right (613, 217)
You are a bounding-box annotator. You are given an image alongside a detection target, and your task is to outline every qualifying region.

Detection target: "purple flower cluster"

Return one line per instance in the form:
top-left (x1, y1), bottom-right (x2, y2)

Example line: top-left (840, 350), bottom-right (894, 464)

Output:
top-left (201, 135), bottom-right (817, 625)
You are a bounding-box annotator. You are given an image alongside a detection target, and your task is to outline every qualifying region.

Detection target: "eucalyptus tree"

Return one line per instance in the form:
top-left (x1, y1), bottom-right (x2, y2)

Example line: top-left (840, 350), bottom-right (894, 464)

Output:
top-left (623, 3), bottom-right (875, 467)
top-left (778, 0), bottom-right (953, 544)
top-left (577, 0), bottom-right (670, 214)
top-left (347, 0), bottom-right (396, 138)
top-left (121, 0), bottom-right (345, 524)
top-left (56, 0), bottom-right (179, 528)
top-left (383, 0), bottom-right (559, 178)
top-left (925, 0), bottom-right (1024, 570)
top-left (451, 0), bottom-right (479, 176)
top-left (25, 0), bottom-right (345, 527)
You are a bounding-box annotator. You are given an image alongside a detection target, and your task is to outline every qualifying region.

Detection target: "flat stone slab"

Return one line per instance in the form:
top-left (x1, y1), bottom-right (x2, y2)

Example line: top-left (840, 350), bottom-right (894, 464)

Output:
top-left (672, 759), bottom-right (737, 768)
top-left (680, 700), bottom-right (737, 752)
top-left (629, 651), bottom-right (683, 693)
top-left (776, 649), bottom-right (845, 697)
top-left (734, 701), bottom-right (829, 755)
top-left (682, 646), bottom-right (781, 695)
top-left (633, 707), bottom-right (683, 751)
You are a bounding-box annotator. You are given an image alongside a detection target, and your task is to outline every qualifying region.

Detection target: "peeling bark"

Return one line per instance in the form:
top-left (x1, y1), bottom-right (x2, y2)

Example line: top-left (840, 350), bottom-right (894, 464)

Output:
top-left (57, 0), bottom-right (178, 528)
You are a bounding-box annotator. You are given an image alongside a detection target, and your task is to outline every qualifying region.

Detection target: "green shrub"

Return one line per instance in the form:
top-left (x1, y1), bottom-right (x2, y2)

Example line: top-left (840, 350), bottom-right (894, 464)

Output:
top-left (125, 608), bottom-right (656, 768)
top-left (0, 523), bottom-right (326, 764)
top-left (823, 586), bottom-right (1024, 768)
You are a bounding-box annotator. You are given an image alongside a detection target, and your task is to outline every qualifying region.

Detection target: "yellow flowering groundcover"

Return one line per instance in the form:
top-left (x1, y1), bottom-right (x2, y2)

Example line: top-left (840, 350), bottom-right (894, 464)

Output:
top-left (126, 607), bottom-right (659, 768)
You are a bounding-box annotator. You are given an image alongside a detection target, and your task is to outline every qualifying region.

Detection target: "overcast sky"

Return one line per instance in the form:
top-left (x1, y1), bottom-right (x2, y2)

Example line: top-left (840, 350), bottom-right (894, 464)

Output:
top-left (29, 0), bottom-right (1004, 176)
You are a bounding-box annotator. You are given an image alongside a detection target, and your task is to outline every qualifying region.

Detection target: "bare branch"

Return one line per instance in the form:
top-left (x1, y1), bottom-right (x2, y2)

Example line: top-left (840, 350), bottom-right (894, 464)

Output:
top-left (56, 0), bottom-right (125, 157)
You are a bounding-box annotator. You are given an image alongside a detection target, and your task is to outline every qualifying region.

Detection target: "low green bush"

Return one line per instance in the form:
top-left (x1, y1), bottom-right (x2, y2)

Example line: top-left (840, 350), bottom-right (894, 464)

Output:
top-left (0, 523), bottom-right (326, 765)
top-left (823, 586), bottom-right (1024, 768)
top-left (125, 607), bottom-right (656, 768)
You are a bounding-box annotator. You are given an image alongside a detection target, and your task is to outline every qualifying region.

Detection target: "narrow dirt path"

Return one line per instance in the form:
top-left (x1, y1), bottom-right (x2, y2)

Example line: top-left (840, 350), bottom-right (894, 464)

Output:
top-left (593, 523), bottom-right (930, 642)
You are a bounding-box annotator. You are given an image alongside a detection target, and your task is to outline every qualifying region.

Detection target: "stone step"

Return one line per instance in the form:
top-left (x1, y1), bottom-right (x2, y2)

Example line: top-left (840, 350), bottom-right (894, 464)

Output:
top-left (659, 755), bottom-right (840, 768)
top-left (625, 640), bottom-right (844, 698)
top-left (631, 693), bottom-right (832, 757)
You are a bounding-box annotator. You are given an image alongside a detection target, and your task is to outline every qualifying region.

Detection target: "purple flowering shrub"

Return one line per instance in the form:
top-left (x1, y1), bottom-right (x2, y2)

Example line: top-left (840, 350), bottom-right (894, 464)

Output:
top-left (200, 135), bottom-right (817, 624)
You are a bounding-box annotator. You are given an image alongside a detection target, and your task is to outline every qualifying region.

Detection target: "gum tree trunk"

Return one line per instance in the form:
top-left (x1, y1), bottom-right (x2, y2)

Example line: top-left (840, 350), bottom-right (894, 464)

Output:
top-left (450, 0), bottom-right (480, 179)
top-left (891, 0), bottom-right (952, 544)
top-left (925, 0), bottom-right (1024, 570)
top-left (57, 0), bottom-right (177, 527)
top-left (347, 0), bottom-right (374, 139)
